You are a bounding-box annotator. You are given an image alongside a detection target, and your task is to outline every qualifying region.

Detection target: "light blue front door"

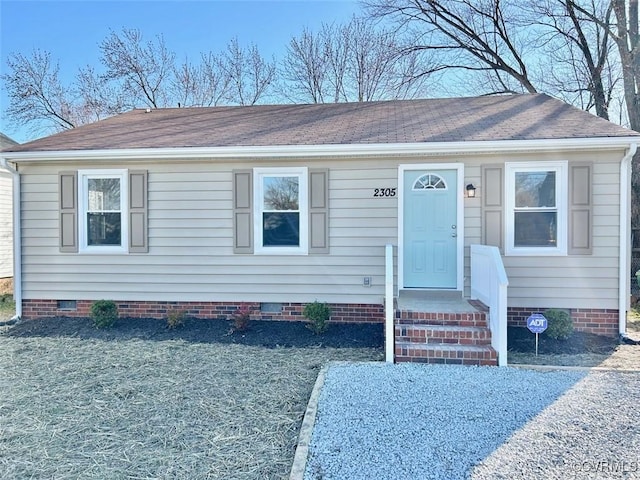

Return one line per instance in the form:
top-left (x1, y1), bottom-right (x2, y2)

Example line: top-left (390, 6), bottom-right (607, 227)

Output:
top-left (403, 169), bottom-right (458, 288)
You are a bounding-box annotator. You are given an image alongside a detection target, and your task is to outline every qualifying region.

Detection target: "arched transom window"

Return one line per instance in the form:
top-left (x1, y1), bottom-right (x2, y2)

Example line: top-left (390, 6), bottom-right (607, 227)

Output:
top-left (412, 173), bottom-right (447, 190)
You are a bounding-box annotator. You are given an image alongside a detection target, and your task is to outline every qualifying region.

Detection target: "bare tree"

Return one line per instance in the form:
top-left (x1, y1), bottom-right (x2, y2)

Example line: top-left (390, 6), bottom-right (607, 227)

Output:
top-left (567, 0), bottom-right (640, 129)
top-left (364, 1), bottom-right (631, 119)
top-left (2, 50), bottom-right (78, 133)
top-left (171, 53), bottom-right (232, 107)
top-left (200, 52), bottom-right (234, 106)
top-left (349, 17), bottom-right (402, 101)
top-left (365, 0), bottom-right (540, 95)
top-left (2, 30), bottom-right (277, 134)
top-left (75, 65), bottom-right (130, 123)
top-left (282, 17), bottom-right (433, 103)
top-left (100, 28), bottom-right (175, 108)
top-left (282, 27), bottom-right (329, 103)
top-left (222, 38), bottom-right (276, 105)
top-left (390, 49), bottom-right (435, 98)
top-left (610, 0), bottom-right (640, 130)
top-left (323, 22), bottom-right (352, 102)
top-left (525, 0), bottom-right (616, 120)
top-left (171, 60), bottom-right (201, 107)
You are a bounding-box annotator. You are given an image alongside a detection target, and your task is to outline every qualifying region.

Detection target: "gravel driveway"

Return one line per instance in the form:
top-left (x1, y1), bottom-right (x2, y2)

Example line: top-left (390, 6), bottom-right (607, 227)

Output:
top-left (302, 363), bottom-right (640, 480)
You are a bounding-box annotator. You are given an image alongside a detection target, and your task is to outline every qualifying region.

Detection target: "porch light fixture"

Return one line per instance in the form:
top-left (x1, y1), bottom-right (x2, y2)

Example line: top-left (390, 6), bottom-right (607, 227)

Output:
top-left (466, 183), bottom-right (476, 198)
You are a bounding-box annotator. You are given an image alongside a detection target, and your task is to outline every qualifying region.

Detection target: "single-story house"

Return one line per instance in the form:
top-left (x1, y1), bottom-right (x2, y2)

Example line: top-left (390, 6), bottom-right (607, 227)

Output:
top-left (0, 133), bottom-right (18, 279)
top-left (2, 94), bottom-right (638, 365)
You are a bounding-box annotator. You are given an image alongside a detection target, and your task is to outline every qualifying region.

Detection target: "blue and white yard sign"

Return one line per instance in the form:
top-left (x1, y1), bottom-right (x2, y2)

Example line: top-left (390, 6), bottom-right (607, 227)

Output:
top-left (527, 314), bottom-right (548, 334)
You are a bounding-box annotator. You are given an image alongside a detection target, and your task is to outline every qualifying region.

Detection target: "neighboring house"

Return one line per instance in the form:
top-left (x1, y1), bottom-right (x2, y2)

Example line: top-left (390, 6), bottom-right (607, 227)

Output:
top-left (2, 94), bottom-right (639, 365)
top-left (0, 133), bottom-right (18, 279)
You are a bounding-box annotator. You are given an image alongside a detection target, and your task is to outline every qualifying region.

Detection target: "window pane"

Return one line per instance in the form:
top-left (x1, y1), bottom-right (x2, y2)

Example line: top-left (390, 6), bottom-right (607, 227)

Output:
top-left (263, 212), bottom-right (299, 246)
top-left (515, 171), bottom-right (555, 208)
top-left (88, 178), bottom-right (120, 211)
top-left (263, 177), bottom-right (299, 210)
top-left (514, 212), bottom-right (557, 247)
top-left (87, 213), bottom-right (122, 245)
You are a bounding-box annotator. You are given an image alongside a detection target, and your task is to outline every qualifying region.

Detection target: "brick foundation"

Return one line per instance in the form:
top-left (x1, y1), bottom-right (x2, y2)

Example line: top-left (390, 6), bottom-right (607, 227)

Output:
top-left (508, 307), bottom-right (619, 337)
top-left (20, 300), bottom-right (620, 337)
top-left (21, 299), bottom-right (384, 324)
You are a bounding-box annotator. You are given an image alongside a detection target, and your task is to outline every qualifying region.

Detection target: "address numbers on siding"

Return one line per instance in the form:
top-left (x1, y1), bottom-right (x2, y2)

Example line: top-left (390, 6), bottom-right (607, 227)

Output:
top-left (373, 188), bottom-right (397, 197)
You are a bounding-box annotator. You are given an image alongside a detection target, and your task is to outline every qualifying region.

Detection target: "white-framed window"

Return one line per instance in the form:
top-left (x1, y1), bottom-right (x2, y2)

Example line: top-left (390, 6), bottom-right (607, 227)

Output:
top-left (78, 169), bottom-right (128, 253)
top-left (505, 161), bottom-right (567, 256)
top-left (254, 167), bottom-right (308, 254)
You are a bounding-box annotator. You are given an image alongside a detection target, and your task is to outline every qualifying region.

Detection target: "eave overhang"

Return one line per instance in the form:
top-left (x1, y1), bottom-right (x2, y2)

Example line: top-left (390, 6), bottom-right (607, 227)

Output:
top-left (2, 136), bottom-right (640, 163)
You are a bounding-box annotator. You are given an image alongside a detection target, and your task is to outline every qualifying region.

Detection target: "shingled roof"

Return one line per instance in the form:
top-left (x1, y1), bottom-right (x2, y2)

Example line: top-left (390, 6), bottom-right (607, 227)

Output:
top-left (4, 94), bottom-right (638, 153)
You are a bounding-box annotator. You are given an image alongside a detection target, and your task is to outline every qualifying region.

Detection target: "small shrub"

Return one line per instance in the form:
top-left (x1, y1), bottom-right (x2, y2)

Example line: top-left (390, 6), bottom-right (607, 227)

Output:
top-left (167, 309), bottom-right (186, 329)
top-left (231, 303), bottom-right (252, 332)
top-left (544, 308), bottom-right (574, 340)
top-left (303, 301), bottom-right (332, 335)
top-left (90, 300), bottom-right (118, 329)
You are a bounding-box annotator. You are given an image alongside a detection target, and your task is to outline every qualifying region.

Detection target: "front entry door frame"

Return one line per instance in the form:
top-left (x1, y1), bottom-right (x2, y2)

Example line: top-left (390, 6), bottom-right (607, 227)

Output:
top-left (398, 163), bottom-right (465, 291)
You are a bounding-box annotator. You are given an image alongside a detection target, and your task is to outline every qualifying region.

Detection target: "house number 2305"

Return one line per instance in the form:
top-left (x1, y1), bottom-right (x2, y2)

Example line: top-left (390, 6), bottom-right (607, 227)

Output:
top-left (373, 188), bottom-right (397, 197)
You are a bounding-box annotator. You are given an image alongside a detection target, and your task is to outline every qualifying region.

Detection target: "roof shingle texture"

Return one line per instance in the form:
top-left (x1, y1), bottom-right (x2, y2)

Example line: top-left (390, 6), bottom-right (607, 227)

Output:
top-left (5, 94), bottom-right (638, 153)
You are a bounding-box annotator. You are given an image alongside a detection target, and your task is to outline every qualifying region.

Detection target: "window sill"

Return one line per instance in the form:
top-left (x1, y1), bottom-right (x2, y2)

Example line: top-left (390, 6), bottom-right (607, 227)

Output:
top-left (254, 247), bottom-right (308, 255)
top-left (79, 246), bottom-right (129, 255)
top-left (505, 247), bottom-right (567, 256)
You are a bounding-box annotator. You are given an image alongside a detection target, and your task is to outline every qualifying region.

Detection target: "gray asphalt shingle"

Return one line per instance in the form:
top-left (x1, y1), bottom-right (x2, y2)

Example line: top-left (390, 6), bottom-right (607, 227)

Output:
top-left (4, 94), bottom-right (638, 153)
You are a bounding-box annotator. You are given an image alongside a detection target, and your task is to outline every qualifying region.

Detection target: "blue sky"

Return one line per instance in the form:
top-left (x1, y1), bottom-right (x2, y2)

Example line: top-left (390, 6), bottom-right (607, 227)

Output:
top-left (0, 0), bottom-right (363, 142)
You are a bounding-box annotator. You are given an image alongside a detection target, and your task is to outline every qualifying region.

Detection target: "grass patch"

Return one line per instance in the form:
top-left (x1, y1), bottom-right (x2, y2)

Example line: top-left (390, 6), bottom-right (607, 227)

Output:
top-left (0, 296), bottom-right (15, 321)
top-left (508, 351), bottom-right (611, 367)
top-left (628, 307), bottom-right (640, 333)
top-left (0, 333), bottom-right (381, 478)
top-left (0, 278), bottom-right (15, 321)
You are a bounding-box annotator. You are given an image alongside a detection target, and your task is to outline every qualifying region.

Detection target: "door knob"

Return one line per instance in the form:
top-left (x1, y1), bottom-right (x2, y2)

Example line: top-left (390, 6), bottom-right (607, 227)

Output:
top-left (451, 233), bottom-right (457, 237)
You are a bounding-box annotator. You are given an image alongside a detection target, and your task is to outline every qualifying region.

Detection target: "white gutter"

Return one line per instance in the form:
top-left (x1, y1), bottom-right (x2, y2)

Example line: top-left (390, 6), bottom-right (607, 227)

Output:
top-left (3, 136), bottom-right (640, 162)
top-left (619, 143), bottom-right (637, 336)
top-left (0, 157), bottom-right (21, 319)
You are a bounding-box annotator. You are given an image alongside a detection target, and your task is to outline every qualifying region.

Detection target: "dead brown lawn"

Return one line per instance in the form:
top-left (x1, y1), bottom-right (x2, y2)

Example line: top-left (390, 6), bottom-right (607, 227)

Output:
top-left (0, 277), bottom-right (12, 295)
top-left (0, 330), bottom-right (383, 479)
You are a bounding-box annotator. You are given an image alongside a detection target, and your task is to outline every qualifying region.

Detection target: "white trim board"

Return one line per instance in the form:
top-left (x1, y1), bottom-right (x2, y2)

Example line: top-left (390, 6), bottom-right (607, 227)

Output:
top-left (3, 137), bottom-right (639, 163)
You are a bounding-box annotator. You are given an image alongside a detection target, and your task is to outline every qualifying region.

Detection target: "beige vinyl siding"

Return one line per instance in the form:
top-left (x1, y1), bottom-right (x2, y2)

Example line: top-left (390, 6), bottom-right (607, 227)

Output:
top-left (496, 153), bottom-right (621, 309)
top-left (0, 172), bottom-right (12, 278)
top-left (20, 159), bottom-right (397, 304)
top-left (19, 148), bottom-right (625, 310)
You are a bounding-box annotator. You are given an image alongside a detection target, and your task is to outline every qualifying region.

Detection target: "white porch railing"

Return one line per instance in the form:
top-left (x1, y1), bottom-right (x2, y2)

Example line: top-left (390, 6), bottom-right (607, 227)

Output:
top-left (385, 244), bottom-right (395, 363)
top-left (470, 244), bottom-right (509, 366)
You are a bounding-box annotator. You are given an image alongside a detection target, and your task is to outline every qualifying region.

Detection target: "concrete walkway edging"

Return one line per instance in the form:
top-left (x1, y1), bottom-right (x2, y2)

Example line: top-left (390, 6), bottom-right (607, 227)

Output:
top-left (289, 363), bottom-right (329, 480)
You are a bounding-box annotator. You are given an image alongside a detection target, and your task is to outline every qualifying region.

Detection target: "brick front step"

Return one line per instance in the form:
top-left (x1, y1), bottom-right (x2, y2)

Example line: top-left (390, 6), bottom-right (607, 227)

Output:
top-left (396, 310), bottom-right (488, 328)
top-left (395, 325), bottom-right (492, 346)
top-left (395, 343), bottom-right (498, 366)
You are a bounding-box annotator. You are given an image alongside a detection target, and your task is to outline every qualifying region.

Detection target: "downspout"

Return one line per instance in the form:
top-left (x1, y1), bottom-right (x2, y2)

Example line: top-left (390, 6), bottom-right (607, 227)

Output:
top-left (619, 143), bottom-right (637, 337)
top-left (0, 157), bottom-right (21, 320)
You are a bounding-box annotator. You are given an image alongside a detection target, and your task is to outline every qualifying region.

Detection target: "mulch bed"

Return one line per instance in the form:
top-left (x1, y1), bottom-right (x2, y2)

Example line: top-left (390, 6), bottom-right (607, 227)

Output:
top-left (8, 318), bottom-right (622, 354)
top-left (507, 327), bottom-right (619, 355)
top-left (6, 316), bottom-right (385, 349)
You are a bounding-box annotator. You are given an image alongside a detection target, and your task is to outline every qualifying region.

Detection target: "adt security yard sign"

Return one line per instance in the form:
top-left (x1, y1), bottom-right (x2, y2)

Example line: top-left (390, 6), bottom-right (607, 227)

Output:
top-left (527, 314), bottom-right (548, 334)
top-left (527, 313), bottom-right (548, 356)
